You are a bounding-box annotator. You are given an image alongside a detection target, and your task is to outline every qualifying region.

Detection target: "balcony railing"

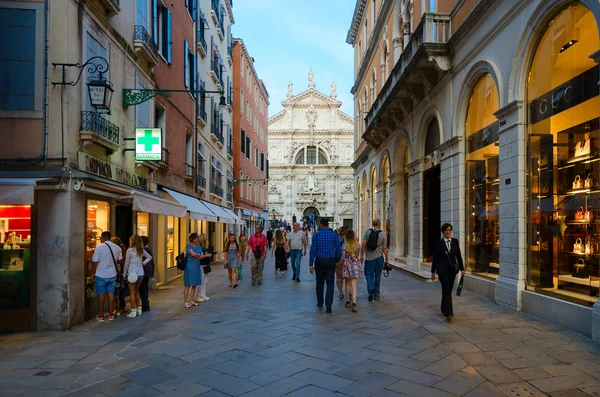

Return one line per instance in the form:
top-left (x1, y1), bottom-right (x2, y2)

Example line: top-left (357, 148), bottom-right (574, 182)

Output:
top-left (226, 190), bottom-right (232, 202)
top-left (134, 25), bottom-right (158, 64)
top-left (185, 163), bottom-right (194, 178)
top-left (80, 111), bottom-right (119, 144)
top-left (196, 174), bottom-right (206, 189)
top-left (198, 101), bottom-right (207, 124)
top-left (210, 183), bottom-right (223, 197)
top-left (211, 59), bottom-right (221, 80)
top-left (197, 19), bottom-right (207, 55)
top-left (227, 140), bottom-right (233, 157)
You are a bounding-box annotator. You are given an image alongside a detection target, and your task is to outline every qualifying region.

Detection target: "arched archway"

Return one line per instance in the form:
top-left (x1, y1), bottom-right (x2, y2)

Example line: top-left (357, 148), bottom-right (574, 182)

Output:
top-left (370, 166), bottom-right (378, 222)
top-left (422, 117), bottom-right (442, 262)
top-left (303, 206), bottom-right (320, 219)
top-left (380, 154), bottom-right (391, 249)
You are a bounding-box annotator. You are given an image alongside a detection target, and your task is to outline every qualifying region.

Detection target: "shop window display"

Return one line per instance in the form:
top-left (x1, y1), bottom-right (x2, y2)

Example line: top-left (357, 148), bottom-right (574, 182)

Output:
top-left (167, 216), bottom-right (180, 268)
top-left (137, 212), bottom-right (149, 236)
top-left (466, 74), bottom-right (500, 278)
top-left (0, 205), bottom-right (32, 309)
top-left (527, 4), bottom-right (600, 305)
top-left (86, 200), bottom-right (110, 301)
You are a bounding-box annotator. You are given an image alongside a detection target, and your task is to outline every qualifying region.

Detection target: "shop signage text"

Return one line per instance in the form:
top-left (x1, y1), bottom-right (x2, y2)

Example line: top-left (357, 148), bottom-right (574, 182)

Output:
top-left (78, 152), bottom-right (150, 191)
top-left (135, 128), bottom-right (162, 161)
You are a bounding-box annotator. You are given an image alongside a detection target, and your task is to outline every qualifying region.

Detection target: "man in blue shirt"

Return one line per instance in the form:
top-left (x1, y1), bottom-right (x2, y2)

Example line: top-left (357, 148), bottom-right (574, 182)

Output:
top-left (309, 218), bottom-right (342, 313)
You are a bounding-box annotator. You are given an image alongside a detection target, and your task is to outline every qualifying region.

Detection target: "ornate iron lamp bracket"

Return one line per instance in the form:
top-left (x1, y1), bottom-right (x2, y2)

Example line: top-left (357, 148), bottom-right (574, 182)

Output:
top-left (52, 56), bottom-right (110, 87)
top-left (122, 89), bottom-right (173, 108)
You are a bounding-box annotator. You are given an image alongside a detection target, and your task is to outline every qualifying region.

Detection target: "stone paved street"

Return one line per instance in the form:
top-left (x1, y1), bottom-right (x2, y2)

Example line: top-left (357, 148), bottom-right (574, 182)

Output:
top-left (2, 253), bottom-right (600, 397)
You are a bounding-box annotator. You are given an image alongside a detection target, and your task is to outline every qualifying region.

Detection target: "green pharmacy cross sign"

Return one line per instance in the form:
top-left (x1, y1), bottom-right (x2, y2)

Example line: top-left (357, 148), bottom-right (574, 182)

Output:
top-left (135, 128), bottom-right (162, 160)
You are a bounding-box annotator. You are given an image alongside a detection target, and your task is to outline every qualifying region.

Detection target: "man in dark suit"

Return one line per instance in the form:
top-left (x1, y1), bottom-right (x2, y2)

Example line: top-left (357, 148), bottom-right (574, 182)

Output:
top-left (431, 223), bottom-right (465, 321)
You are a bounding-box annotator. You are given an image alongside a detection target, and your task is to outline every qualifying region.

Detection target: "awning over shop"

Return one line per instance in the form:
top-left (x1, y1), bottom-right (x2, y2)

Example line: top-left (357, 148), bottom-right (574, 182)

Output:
top-left (0, 178), bottom-right (48, 204)
top-left (260, 212), bottom-right (269, 221)
top-left (223, 208), bottom-right (244, 225)
top-left (131, 191), bottom-right (187, 218)
top-left (240, 208), bottom-right (252, 217)
top-left (202, 201), bottom-right (235, 224)
top-left (163, 188), bottom-right (218, 222)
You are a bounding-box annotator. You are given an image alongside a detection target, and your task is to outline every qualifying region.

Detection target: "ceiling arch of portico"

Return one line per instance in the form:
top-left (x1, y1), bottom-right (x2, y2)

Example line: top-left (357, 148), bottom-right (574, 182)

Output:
top-left (378, 149), bottom-right (392, 184)
top-left (454, 60), bottom-right (503, 139)
top-left (508, 0), bottom-right (600, 103)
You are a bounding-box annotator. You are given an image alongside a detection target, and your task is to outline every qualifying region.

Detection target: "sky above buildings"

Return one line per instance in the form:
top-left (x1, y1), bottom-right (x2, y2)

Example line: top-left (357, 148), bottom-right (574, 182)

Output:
top-left (232, 0), bottom-right (355, 118)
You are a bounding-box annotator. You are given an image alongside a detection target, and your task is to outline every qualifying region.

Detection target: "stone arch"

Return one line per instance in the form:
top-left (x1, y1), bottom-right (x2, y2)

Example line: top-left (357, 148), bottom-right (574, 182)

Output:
top-left (509, 0), bottom-right (600, 103)
top-left (292, 144), bottom-right (331, 165)
top-left (417, 106), bottom-right (444, 158)
top-left (369, 164), bottom-right (378, 221)
top-left (454, 60), bottom-right (504, 138)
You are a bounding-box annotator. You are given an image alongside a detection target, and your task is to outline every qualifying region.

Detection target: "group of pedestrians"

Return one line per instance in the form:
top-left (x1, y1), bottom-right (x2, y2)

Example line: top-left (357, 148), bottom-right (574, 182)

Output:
top-left (92, 231), bottom-right (155, 322)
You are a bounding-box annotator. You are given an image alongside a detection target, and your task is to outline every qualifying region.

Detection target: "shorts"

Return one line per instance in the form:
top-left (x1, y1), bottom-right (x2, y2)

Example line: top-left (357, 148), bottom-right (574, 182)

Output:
top-left (95, 276), bottom-right (116, 295)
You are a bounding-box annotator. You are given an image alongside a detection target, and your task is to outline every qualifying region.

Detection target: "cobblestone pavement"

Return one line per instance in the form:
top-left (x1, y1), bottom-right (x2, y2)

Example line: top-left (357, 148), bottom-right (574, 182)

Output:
top-left (2, 252), bottom-right (600, 397)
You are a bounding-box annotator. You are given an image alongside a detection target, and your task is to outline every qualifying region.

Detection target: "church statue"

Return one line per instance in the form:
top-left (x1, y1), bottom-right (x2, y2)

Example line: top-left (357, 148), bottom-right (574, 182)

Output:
top-left (308, 68), bottom-right (315, 89)
top-left (331, 82), bottom-right (337, 99)
top-left (287, 81), bottom-right (293, 98)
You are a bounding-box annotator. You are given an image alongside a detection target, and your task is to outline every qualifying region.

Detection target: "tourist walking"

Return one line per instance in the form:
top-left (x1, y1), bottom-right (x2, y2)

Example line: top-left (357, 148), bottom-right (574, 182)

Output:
top-left (336, 226), bottom-right (348, 299)
top-left (183, 233), bottom-right (209, 308)
top-left (288, 222), bottom-right (307, 282)
top-left (431, 223), bottom-right (465, 321)
top-left (224, 233), bottom-right (241, 288)
top-left (248, 224), bottom-right (269, 286)
top-left (341, 229), bottom-right (361, 313)
top-left (109, 236), bottom-right (126, 317)
top-left (238, 230), bottom-right (248, 282)
top-left (91, 231), bottom-right (123, 322)
top-left (361, 219), bottom-right (388, 302)
top-left (196, 234), bottom-right (212, 302)
top-left (139, 236), bottom-right (154, 312)
top-left (272, 229), bottom-right (289, 276)
top-left (266, 228), bottom-right (274, 251)
top-left (309, 218), bottom-right (342, 313)
top-left (123, 235), bottom-right (152, 318)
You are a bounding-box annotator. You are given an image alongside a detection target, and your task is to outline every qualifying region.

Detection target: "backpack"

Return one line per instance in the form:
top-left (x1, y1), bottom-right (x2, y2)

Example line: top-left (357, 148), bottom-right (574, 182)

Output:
top-left (366, 229), bottom-right (382, 251)
top-left (176, 252), bottom-right (187, 271)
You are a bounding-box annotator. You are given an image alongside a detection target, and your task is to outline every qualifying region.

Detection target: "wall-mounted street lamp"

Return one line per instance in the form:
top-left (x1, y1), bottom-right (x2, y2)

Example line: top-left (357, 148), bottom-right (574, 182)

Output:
top-left (52, 56), bottom-right (114, 112)
top-left (122, 88), bottom-right (226, 109)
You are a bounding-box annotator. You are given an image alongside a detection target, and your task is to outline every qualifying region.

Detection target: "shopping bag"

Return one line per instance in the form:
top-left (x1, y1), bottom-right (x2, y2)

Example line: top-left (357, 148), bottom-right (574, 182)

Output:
top-left (456, 275), bottom-right (464, 296)
top-left (237, 264), bottom-right (243, 282)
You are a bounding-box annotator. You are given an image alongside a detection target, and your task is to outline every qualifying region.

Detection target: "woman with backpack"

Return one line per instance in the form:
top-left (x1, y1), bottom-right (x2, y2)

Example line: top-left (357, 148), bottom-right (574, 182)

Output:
top-left (224, 233), bottom-right (241, 288)
top-left (183, 233), bottom-right (210, 308)
top-left (123, 235), bottom-right (152, 318)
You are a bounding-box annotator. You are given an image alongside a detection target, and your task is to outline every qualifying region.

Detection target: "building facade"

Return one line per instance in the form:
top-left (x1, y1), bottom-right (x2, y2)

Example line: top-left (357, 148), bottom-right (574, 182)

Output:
top-left (0, 0), bottom-right (241, 333)
top-left (232, 39), bottom-right (270, 232)
top-left (268, 73), bottom-right (355, 230)
top-left (347, 0), bottom-right (600, 338)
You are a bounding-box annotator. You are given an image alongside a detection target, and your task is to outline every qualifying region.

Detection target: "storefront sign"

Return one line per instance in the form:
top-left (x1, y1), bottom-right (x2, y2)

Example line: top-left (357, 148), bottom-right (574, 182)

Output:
top-left (135, 128), bottom-right (162, 161)
top-left (530, 66), bottom-right (599, 124)
top-left (78, 152), bottom-right (151, 191)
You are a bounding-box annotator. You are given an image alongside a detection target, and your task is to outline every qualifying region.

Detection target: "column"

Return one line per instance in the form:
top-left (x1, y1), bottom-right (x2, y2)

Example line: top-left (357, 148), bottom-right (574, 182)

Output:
top-left (494, 100), bottom-right (527, 311)
top-left (375, 182), bottom-right (385, 223)
top-left (388, 173), bottom-right (398, 258)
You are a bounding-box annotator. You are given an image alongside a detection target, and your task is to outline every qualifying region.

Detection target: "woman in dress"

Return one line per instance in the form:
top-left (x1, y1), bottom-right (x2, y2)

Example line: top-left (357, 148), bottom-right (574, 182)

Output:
top-left (196, 234), bottom-right (212, 302)
top-left (336, 226), bottom-right (348, 299)
top-left (123, 235), bottom-right (152, 318)
top-left (224, 234), bottom-right (241, 288)
top-left (238, 231), bottom-right (248, 282)
top-left (271, 229), bottom-right (288, 276)
top-left (184, 233), bottom-right (210, 308)
top-left (342, 230), bottom-right (361, 313)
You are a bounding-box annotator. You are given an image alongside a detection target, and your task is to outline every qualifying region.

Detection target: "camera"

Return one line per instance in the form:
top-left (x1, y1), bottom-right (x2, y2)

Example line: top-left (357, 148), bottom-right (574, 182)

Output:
top-left (383, 262), bottom-right (393, 277)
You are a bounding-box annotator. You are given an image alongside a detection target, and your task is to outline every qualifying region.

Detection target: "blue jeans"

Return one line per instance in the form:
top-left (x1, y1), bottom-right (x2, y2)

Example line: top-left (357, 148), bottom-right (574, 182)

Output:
top-left (364, 256), bottom-right (384, 297)
top-left (290, 249), bottom-right (302, 278)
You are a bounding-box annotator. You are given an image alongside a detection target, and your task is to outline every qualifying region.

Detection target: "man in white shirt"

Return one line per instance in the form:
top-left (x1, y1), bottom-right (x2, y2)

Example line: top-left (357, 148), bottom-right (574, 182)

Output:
top-left (91, 231), bottom-right (123, 322)
top-left (288, 222), bottom-right (307, 282)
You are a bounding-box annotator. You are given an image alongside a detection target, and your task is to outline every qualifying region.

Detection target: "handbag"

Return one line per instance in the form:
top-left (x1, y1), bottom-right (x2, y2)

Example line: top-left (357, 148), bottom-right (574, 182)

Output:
top-left (176, 252), bottom-right (187, 270)
top-left (456, 275), bottom-right (464, 296)
top-left (585, 206), bottom-right (594, 221)
top-left (237, 264), bottom-right (243, 281)
top-left (574, 133), bottom-right (592, 158)
top-left (572, 258), bottom-right (590, 278)
top-left (127, 272), bottom-right (139, 284)
top-left (574, 238), bottom-right (583, 253)
top-left (573, 175), bottom-right (583, 189)
top-left (586, 240), bottom-right (594, 255)
top-left (574, 206), bottom-right (585, 221)
top-left (585, 173), bottom-right (594, 189)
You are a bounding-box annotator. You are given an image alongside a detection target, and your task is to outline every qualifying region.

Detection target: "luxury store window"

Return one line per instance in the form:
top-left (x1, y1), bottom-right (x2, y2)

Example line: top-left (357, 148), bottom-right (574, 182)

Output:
top-left (466, 74), bottom-right (500, 278)
top-left (527, 4), bottom-right (600, 305)
top-left (0, 205), bottom-right (32, 308)
top-left (137, 212), bottom-right (149, 236)
top-left (86, 200), bottom-right (110, 301)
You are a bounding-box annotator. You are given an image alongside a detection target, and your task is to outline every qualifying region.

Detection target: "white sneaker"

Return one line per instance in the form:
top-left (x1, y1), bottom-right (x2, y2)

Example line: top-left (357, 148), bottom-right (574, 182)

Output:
top-left (127, 310), bottom-right (137, 318)
top-left (137, 307), bottom-right (142, 316)
top-left (196, 297), bottom-right (205, 303)
top-left (203, 296), bottom-right (210, 301)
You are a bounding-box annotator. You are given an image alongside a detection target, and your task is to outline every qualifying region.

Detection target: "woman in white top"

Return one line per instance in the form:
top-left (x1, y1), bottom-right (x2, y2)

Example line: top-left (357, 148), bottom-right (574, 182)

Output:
top-left (123, 234), bottom-right (152, 318)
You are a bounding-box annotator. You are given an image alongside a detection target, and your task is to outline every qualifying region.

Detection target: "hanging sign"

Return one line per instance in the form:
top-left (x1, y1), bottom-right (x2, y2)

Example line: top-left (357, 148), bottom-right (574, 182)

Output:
top-left (135, 128), bottom-right (162, 161)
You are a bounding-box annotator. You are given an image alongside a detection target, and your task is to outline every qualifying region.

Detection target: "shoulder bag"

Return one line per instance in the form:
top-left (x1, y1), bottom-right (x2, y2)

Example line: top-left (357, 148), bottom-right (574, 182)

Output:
top-left (443, 240), bottom-right (460, 274)
top-left (105, 243), bottom-right (123, 289)
top-left (176, 251), bottom-right (188, 271)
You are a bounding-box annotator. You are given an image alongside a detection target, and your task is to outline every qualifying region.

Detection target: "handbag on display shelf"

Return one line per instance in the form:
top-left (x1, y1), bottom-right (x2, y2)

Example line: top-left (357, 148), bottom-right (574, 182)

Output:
top-left (585, 207), bottom-right (594, 221)
top-left (573, 175), bottom-right (583, 189)
top-left (572, 258), bottom-right (590, 278)
top-left (585, 174), bottom-right (594, 188)
top-left (586, 240), bottom-right (594, 255)
top-left (574, 206), bottom-right (585, 221)
top-left (574, 238), bottom-right (583, 254)
top-left (574, 133), bottom-right (592, 158)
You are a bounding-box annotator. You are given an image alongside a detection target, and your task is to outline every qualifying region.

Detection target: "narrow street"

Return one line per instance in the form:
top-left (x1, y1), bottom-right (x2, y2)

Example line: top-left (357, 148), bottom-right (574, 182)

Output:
top-left (1, 253), bottom-right (600, 397)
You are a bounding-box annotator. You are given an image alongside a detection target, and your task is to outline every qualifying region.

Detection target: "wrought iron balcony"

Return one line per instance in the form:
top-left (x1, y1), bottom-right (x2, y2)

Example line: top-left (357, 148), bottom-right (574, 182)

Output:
top-left (210, 59), bottom-right (221, 83)
top-left (227, 190), bottom-right (232, 202)
top-left (197, 16), bottom-right (208, 57)
top-left (80, 111), bottom-right (120, 152)
top-left (197, 101), bottom-right (208, 126)
top-left (210, 183), bottom-right (223, 197)
top-left (361, 13), bottom-right (451, 148)
top-left (196, 174), bottom-right (207, 190)
top-left (134, 25), bottom-right (158, 66)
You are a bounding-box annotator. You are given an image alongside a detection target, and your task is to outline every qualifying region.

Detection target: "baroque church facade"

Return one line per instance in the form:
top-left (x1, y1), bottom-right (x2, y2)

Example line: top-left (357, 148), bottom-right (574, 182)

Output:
top-left (268, 71), bottom-right (355, 230)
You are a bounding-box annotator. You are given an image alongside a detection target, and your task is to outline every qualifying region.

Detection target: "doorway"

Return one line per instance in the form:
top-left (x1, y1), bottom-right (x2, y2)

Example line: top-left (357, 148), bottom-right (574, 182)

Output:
top-left (115, 205), bottom-right (133, 242)
top-left (423, 165), bottom-right (441, 262)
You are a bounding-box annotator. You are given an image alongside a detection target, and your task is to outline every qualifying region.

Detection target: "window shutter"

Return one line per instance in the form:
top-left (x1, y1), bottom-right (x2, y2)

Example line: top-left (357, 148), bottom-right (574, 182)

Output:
top-left (192, 54), bottom-right (197, 97)
top-left (191, 0), bottom-right (196, 21)
top-left (153, 0), bottom-right (158, 45)
top-left (261, 153), bottom-right (264, 171)
top-left (241, 130), bottom-right (245, 154)
top-left (166, 9), bottom-right (172, 64)
top-left (184, 40), bottom-right (189, 88)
